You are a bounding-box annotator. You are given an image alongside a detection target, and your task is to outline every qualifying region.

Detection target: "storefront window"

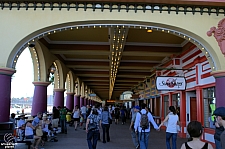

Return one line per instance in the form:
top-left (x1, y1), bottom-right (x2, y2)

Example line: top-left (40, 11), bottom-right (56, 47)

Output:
top-left (164, 95), bottom-right (169, 117)
top-left (203, 87), bottom-right (216, 128)
top-left (172, 94), bottom-right (180, 118)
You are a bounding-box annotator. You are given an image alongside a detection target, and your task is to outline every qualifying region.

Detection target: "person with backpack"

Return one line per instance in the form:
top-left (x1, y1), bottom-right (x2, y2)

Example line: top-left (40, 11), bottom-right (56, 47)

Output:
top-left (86, 108), bottom-right (101, 149)
top-left (134, 103), bottom-right (159, 149)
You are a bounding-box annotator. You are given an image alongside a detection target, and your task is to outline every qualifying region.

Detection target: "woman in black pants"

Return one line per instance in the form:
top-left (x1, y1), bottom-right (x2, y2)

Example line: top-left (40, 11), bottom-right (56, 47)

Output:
top-left (100, 106), bottom-right (112, 143)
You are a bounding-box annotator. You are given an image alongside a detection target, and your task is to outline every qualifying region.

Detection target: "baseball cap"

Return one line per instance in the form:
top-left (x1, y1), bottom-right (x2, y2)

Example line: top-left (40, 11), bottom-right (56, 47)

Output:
top-left (213, 107), bottom-right (225, 117)
top-left (134, 105), bottom-right (140, 110)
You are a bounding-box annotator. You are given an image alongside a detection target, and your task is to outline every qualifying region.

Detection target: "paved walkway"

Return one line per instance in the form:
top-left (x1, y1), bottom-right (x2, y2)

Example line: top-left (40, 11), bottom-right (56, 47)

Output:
top-left (13, 119), bottom-right (187, 149)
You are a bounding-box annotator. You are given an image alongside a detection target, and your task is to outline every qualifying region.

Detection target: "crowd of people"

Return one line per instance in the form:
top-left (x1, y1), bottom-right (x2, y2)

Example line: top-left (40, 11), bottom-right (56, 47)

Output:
top-left (8, 104), bottom-right (225, 149)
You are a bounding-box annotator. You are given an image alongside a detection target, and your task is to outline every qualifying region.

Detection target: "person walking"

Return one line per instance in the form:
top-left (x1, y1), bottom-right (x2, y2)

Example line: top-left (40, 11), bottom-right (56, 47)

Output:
top-left (213, 107), bottom-right (225, 149)
top-left (181, 121), bottom-right (213, 149)
top-left (73, 105), bottom-right (80, 130)
top-left (100, 106), bottom-right (112, 143)
top-left (134, 103), bottom-right (159, 149)
top-left (114, 106), bottom-right (120, 124)
top-left (86, 108), bottom-right (101, 149)
top-left (120, 106), bottom-right (126, 125)
top-left (129, 105), bottom-right (140, 149)
top-left (159, 106), bottom-right (180, 149)
top-left (81, 105), bottom-right (87, 130)
top-left (214, 120), bottom-right (224, 149)
top-left (59, 106), bottom-right (67, 134)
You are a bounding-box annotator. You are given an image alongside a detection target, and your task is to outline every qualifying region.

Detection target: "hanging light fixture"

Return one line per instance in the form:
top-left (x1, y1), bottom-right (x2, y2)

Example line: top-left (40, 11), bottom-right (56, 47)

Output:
top-left (50, 64), bottom-right (56, 74)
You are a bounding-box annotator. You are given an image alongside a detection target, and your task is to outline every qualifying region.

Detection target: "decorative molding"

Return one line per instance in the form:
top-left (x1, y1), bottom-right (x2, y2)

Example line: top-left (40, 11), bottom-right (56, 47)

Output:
top-left (54, 88), bottom-right (65, 92)
top-left (44, 36), bottom-right (182, 47)
top-left (125, 42), bottom-right (182, 47)
top-left (0, 2), bottom-right (224, 15)
top-left (44, 37), bottom-right (110, 45)
top-left (211, 70), bottom-right (225, 78)
top-left (32, 81), bottom-right (50, 86)
top-left (66, 92), bottom-right (74, 95)
top-left (207, 18), bottom-right (225, 56)
top-left (0, 67), bottom-right (16, 76)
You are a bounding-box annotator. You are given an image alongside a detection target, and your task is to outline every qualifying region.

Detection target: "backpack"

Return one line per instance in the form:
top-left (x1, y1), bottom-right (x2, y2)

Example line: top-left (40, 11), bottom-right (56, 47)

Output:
top-left (88, 115), bottom-right (98, 131)
top-left (139, 111), bottom-right (149, 130)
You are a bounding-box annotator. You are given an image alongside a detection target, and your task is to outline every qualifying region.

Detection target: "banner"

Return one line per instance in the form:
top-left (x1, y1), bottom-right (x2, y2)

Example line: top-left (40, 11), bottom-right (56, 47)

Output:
top-left (156, 76), bottom-right (186, 90)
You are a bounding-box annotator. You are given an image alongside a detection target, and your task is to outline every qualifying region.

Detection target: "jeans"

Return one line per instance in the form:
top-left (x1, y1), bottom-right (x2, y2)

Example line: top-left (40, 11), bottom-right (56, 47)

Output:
top-left (87, 130), bottom-right (100, 149)
top-left (166, 132), bottom-right (177, 149)
top-left (215, 139), bottom-right (222, 149)
top-left (60, 119), bottom-right (67, 133)
top-left (138, 132), bottom-right (150, 149)
top-left (131, 129), bottom-right (139, 147)
top-left (102, 124), bottom-right (110, 142)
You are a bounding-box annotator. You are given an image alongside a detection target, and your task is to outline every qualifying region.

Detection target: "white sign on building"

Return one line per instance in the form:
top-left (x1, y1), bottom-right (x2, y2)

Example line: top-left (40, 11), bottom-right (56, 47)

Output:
top-left (156, 76), bottom-right (186, 91)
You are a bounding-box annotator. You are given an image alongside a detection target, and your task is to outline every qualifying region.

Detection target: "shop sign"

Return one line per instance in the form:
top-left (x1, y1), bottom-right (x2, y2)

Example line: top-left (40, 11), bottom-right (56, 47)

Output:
top-left (156, 76), bottom-right (186, 90)
top-left (89, 93), bottom-right (96, 97)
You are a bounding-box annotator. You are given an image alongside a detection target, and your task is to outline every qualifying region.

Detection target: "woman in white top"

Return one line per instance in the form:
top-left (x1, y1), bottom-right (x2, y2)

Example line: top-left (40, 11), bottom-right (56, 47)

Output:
top-left (25, 116), bottom-right (42, 149)
top-left (73, 105), bottom-right (80, 130)
top-left (159, 106), bottom-right (179, 149)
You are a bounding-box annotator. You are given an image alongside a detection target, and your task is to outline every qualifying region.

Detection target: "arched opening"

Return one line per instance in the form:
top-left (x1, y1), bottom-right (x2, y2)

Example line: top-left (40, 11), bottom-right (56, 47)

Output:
top-left (11, 47), bottom-right (34, 115)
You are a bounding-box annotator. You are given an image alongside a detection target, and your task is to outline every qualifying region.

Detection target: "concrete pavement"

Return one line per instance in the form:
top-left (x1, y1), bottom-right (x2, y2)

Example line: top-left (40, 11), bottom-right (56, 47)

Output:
top-left (13, 120), bottom-right (188, 149)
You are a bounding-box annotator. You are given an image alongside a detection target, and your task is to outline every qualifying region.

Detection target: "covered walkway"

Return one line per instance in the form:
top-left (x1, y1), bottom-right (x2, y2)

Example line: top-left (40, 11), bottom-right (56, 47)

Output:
top-left (16, 120), bottom-right (187, 149)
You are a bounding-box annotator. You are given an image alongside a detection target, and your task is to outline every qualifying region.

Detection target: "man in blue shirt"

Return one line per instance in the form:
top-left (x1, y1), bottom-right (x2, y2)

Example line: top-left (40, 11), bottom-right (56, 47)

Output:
top-left (32, 112), bottom-right (42, 126)
top-left (134, 103), bottom-right (159, 149)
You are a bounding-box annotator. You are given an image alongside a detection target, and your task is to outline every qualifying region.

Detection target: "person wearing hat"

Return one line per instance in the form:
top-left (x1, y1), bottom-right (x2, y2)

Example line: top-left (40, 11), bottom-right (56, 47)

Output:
top-left (129, 105), bottom-right (140, 149)
top-left (25, 116), bottom-right (42, 149)
top-left (213, 107), bottom-right (225, 149)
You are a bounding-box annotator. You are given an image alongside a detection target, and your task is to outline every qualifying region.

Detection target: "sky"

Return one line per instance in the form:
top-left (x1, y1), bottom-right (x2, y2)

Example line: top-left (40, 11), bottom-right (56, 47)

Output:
top-left (11, 48), bottom-right (54, 98)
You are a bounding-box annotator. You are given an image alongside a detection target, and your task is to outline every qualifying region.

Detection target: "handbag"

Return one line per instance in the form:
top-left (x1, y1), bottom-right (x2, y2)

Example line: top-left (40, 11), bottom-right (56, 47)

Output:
top-left (108, 112), bottom-right (112, 124)
top-left (35, 126), bottom-right (43, 136)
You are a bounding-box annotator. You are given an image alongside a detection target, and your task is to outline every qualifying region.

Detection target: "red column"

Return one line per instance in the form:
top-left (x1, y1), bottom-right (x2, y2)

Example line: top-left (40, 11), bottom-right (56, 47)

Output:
top-left (161, 94), bottom-right (164, 119)
top-left (179, 91), bottom-right (186, 138)
top-left (66, 92), bottom-right (74, 111)
top-left (211, 71), bottom-right (225, 107)
top-left (0, 68), bottom-right (15, 122)
top-left (80, 96), bottom-right (84, 108)
top-left (74, 95), bottom-right (80, 108)
top-left (196, 87), bottom-right (204, 124)
top-left (53, 89), bottom-right (65, 108)
top-left (32, 82), bottom-right (50, 116)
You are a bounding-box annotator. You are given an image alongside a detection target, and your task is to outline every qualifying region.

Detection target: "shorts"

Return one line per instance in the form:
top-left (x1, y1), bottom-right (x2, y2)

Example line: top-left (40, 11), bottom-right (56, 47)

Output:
top-left (81, 113), bottom-right (86, 120)
top-left (52, 118), bottom-right (59, 128)
top-left (74, 118), bottom-right (79, 121)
